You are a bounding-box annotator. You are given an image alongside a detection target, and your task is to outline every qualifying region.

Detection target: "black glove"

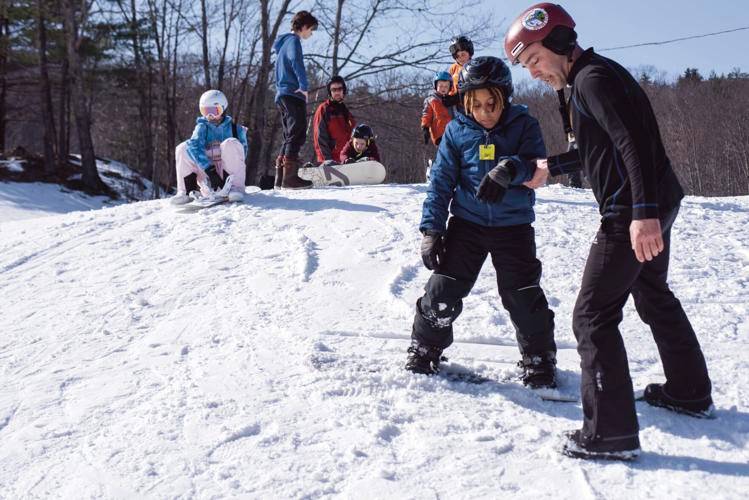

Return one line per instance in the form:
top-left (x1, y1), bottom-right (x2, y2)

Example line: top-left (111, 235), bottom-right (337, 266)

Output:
top-left (205, 165), bottom-right (224, 190)
top-left (422, 127), bottom-right (431, 145)
top-left (476, 159), bottom-right (516, 204)
top-left (420, 231), bottom-right (446, 271)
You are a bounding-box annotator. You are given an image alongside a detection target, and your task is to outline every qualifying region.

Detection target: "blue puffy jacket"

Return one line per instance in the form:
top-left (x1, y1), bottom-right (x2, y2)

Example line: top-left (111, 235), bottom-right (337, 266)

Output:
top-left (420, 104), bottom-right (546, 233)
top-left (273, 32), bottom-right (308, 103)
top-left (186, 115), bottom-right (249, 170)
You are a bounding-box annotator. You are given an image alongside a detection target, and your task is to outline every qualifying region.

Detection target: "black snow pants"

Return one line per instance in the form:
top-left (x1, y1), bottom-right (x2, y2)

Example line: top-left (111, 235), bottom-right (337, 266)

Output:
top-left (277, 95), bottom-right (307, 158)
top-left (572, 204), bottom-right (712, 443)
top-left (411, 216), bottom-right (556, 355)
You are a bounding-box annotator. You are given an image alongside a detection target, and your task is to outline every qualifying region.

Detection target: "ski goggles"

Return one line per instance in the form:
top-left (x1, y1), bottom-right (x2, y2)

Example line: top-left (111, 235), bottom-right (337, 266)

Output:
top-left (200, 104), bottom-right (224, 119)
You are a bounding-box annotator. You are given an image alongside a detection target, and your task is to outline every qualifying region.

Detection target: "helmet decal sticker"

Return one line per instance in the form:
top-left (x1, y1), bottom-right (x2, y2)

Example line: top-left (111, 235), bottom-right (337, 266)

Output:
top-left (522, 8), bottom-right (549, 31)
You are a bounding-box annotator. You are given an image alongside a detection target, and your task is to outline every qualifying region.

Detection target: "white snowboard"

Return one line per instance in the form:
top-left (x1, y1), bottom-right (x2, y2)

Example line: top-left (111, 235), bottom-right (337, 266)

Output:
top-left (297, 160), bottom-right (387, 187)
top-left (176, 185), bottom-right (261, 212)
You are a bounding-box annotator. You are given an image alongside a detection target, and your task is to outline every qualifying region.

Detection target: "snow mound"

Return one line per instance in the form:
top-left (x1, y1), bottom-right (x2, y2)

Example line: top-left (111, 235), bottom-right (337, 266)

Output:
top-left (0, 184), bottom-right (747, 498)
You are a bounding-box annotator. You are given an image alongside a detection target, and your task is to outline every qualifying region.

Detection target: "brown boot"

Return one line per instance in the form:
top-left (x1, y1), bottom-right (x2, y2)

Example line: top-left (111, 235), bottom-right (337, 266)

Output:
top-left (274, 155), bottom-right (285, 189)
top-left (281, 156), bottom-right (313, 190)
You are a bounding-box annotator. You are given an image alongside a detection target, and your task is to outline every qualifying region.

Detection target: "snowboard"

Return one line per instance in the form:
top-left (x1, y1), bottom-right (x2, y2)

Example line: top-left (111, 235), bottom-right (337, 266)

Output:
top-left (439, 364), bottom-right (579, 403)
top-left (297, 160), bottom-right (387, 187)
top-left (176, 185), bottom-right (261, 212)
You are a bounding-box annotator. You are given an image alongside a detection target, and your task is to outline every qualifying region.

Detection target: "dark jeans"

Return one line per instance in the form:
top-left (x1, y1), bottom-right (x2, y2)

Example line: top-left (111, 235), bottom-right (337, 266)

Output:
top-left (412, 216), bottom-right (556, 355)
top-left (277, 95), bottom-right (307, 158)
top-left (573, 205), bottom-right (711, 441)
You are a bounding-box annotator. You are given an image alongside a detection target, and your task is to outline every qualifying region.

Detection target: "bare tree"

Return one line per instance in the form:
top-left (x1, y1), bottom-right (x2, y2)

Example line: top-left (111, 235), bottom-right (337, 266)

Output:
top-left (0, 0), bottom-right (10, 151)
top-left (242, 0), bottom-right (292, 185)
top-left (62, 0), bottom-right (103, 191)
top-left (308, 0), bottom-right (489, 84)
top-left (199, 0), bottom-right (210, 86)
top-left (37, 0), bottom-right (58, 172)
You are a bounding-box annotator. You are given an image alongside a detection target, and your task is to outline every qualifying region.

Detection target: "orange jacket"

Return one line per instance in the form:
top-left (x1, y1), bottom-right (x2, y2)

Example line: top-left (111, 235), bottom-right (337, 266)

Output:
top-left (420, 92), bottom-right (455, 145)
top-left (448, 62), bottom-right (464, 96)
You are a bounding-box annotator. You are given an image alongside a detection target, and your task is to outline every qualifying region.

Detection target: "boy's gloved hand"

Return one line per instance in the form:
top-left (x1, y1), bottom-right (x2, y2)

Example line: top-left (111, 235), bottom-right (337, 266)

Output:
top-left (477, 159), bottom-right (516, 204)
top-left (356, 157), bottom-right (370, 162)
top-left (422, 127), bottom-right (430, 145)
top-left (421, 231), bottom-right (446, 271)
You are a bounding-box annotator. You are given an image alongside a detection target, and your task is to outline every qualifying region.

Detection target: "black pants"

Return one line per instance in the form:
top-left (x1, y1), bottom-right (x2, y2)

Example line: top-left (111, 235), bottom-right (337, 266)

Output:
top-left (412, 216), bottom-right (556, 355)
top-left (573, 204), bottom-right (711, 441)
top-left (277, 95), bottom-right (307, 158)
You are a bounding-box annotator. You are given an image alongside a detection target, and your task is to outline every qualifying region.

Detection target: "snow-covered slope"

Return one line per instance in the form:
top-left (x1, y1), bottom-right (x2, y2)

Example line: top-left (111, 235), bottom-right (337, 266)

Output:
top-left (0, 182), bottom-right (114, 221)
top-left (0, 184), bottom-right (747, 498)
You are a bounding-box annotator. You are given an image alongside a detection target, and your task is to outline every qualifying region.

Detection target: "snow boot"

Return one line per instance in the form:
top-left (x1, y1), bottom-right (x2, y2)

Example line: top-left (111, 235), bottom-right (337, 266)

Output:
top-left (281, 156), bottom-right (312, 190)
top-left (274, 155), bottom-right (284, 190)
top-left (642, 383), bottom-right (715, 419)
top-left (170, 191), bottom-right (192, 205)
top-left (518, 352), bottom-right (557, 389)
top-left (228, 186), bottom-right (245, 202)
top-left (405, 340), bottom-right (443, 375)
top-left (561, 430), bottom-right (640, 461)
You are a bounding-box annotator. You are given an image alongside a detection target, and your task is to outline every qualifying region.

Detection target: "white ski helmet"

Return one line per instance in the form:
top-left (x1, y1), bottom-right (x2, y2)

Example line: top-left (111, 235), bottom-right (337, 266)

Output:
top-left (199, 89), bottom-right (228, 119)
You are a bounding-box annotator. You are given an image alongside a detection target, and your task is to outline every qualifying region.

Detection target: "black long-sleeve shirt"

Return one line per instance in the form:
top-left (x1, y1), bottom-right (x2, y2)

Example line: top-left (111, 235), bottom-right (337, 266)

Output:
top-left (567, 48), bottom-right (683, 221)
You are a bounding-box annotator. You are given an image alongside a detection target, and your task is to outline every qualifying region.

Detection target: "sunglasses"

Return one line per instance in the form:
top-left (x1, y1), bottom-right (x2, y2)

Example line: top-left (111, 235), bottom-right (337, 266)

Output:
top-left (200, 104), bottom-right (223, 119)
top-left (330, 86), bottom-right (345, 92)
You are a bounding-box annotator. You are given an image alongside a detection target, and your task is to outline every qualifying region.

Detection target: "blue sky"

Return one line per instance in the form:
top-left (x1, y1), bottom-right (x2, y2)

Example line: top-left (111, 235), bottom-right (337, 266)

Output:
top-left (476, 0), bottom-right (749, 82)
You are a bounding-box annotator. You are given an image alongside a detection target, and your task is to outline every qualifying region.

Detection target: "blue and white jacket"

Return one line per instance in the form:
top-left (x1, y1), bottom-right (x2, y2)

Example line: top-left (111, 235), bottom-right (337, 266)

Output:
top-left (185, 115), bottom-right (249, 170)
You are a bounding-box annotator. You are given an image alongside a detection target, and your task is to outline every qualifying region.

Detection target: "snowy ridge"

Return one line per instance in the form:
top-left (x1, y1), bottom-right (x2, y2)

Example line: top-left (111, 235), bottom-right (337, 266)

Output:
top-left (0, 184), bottom-right (747, 498)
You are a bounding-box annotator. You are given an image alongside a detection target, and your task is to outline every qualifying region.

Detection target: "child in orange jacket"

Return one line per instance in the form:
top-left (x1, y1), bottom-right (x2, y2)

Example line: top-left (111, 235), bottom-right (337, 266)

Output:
top-left (421, 71), bottom-right (456, 146)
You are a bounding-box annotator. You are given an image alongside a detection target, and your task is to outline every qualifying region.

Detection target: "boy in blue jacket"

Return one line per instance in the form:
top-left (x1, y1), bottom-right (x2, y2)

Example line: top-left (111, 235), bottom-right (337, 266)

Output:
top-left (272, 10), bottom-right (318, 189)
top-left (171, 89), bottom-right (248, 204)
top-left (406, 56), bottom-right (558, 388)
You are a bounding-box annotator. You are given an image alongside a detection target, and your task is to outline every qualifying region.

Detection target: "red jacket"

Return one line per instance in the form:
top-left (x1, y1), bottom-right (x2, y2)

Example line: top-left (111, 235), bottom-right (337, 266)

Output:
top-left (313, 99), bottom-right (355, 162)
top-left (340, 139), bottom-right (380, 164)
top-left (421, 92), bottom-right (455, 145)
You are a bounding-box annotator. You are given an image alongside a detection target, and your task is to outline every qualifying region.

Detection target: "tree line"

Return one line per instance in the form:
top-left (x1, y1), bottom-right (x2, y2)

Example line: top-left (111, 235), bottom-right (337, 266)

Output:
top-left (2, 0), bottom-right (747, 197)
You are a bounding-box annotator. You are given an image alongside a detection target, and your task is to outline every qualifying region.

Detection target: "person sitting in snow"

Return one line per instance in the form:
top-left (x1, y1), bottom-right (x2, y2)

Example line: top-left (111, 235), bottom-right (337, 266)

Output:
top-left (421, 71), bottom-right (456, 146)
top-left (170, 89), bottom-right (248, 204)
top-left (406, 56), bottom-right (558, 389)
top-left (339, 124), bottom-right (381, 164)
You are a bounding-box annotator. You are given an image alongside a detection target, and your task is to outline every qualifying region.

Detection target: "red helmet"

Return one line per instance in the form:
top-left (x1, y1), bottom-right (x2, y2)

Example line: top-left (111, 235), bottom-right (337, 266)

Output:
top-left (504, 3), bottom-right (576, 65)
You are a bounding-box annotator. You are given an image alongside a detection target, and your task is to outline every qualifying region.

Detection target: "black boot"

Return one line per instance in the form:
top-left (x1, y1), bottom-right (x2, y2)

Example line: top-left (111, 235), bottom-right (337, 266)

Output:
top-left (642, 383), bottom-right (715, 419)
top-left (405, 341), bottom-right (443, 375)
top-left (518, 352), bottom-right (557, 388)
top-left (561, 430), bottom-right (640, 461)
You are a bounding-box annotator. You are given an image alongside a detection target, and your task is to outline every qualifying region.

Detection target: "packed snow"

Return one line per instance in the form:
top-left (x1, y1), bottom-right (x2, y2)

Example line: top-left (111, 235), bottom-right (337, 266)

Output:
top-left (0, 183), bottom-right (747, 498)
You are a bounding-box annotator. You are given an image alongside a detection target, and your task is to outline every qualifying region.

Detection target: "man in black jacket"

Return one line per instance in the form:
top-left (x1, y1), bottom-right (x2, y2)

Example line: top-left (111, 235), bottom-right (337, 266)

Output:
top-left (505, 3), bottom-right (713, 461)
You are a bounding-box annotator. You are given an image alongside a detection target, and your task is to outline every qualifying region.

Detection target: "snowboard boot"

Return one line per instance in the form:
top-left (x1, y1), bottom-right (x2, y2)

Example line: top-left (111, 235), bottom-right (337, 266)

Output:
top-left (170, 191), bottom-right (191, 205)
top-left (642, 383), bottom-right (715, 419)
top-left (404, 340), bottom-right (443, 375)
top-left (228, 186), bottom-right (245, 202)
top-left (281, 156), bottom-right (313, 190)
top-left (561, 430), bottom-right (640, 461)
top-left (274, 155), bottom-right (285, 190)
top-left (518, 352), bottom-right (557, 389)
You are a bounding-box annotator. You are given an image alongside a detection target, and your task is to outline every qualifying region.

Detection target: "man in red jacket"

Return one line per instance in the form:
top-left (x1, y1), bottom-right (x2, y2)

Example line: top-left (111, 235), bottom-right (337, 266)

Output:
top-left (312, 76), bottom-right (356, 163)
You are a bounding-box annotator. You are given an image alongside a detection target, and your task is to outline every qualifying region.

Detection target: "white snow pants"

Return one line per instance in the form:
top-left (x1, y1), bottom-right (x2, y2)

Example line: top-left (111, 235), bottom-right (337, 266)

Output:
top-left (175, 138), bottom-right (246, 194)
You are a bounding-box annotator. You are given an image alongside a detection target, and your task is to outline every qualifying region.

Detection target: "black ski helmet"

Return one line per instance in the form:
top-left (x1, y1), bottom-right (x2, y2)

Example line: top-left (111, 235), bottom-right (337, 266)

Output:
top-left (449, 35), bottom-right (474, 59)
top-left (458, 56), bottom-right (514, 102)
top-left (352, 123), bottom-right (374, 140)
top-left (327, 75), bottom-right (347, 96)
